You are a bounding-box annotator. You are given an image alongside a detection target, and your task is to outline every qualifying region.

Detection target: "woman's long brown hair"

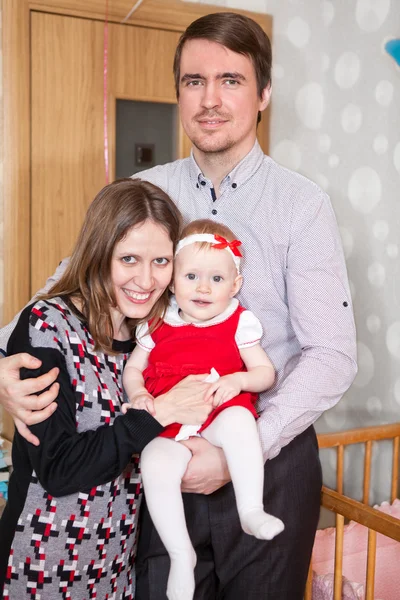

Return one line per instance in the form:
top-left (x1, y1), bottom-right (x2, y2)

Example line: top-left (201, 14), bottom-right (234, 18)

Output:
top-left (41, 178), bottom-right (182, 353)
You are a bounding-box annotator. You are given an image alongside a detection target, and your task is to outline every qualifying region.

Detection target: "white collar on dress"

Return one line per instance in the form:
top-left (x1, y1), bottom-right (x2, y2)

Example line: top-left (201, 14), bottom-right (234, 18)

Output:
top-left (164, 296), bottom-right (239, 328)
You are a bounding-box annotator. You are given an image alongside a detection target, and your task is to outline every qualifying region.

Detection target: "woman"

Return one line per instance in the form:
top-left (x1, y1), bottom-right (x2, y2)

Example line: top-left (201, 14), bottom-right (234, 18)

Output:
top-left (0, 178), bottom-right (212, 599)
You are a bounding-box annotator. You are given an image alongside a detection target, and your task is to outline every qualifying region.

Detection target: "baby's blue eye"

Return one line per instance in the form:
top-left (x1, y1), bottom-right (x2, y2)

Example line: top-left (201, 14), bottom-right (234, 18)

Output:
top-left (213, 276), bottom-right (222, 282)
top-left (187, 273), bottom-right (196, 280)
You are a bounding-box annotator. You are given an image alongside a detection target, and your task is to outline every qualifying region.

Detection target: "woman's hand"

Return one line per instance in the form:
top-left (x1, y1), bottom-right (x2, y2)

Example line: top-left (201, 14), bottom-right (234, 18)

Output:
top-left (153, 374), bottom-right (212, 427)
top-left (0, 354), bottom-right (59, 445)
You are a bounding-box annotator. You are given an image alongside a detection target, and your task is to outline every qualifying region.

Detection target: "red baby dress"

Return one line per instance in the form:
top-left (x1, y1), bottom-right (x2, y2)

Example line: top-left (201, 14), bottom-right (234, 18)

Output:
top-left (136, 297), bottom-right (262, 438)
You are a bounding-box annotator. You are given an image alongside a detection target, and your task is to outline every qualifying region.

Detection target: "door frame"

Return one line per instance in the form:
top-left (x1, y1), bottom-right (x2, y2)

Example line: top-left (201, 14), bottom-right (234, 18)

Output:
top-left (2, 0), bottom-right (272, 323)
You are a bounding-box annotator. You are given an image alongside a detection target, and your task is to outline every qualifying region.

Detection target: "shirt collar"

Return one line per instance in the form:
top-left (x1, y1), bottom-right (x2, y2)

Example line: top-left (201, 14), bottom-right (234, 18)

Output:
top-left (164, 296), bottom-right (239, 327)
top-left (189, 140), bottom-right (264, 191)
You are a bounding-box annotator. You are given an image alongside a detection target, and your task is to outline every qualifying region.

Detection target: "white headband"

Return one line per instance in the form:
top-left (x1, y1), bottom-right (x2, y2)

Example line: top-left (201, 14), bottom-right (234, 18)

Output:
top-left (175, 234), bottom-right (242, 274)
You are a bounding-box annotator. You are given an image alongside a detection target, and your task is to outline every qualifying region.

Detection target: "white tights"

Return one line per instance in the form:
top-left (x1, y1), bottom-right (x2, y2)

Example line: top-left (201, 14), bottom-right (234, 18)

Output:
top-left (140, 406), bottom-right (284, 600)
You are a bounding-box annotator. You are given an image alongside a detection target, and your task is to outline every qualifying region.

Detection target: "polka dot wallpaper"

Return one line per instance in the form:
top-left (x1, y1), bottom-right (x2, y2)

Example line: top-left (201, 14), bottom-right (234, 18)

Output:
top-left (0, 1), bottom-right (399, 504)
top-left (185, 0), bottom-right (400, 503)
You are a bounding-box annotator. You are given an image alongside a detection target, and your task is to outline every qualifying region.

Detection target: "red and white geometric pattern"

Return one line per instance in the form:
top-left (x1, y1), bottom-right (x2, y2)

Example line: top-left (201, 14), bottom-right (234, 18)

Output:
top-left (2, 299), bottom-right (140, 598)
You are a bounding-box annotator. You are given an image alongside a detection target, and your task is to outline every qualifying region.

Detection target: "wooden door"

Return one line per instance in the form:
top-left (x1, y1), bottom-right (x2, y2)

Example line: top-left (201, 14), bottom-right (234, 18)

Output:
top-left (31, 12), bottom-right (183, 293)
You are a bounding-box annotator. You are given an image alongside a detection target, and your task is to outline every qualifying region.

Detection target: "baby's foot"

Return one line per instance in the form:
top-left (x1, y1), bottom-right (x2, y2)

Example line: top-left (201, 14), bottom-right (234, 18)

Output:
top-left (167, 547), bottom-right (197, 600)
top-left (240, 509), bottom-right (284, 540)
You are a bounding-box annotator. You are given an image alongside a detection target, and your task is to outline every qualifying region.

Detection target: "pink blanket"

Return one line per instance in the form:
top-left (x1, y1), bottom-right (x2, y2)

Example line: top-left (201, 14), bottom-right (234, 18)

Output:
top-left (312, 499), bottom-right (400, 599)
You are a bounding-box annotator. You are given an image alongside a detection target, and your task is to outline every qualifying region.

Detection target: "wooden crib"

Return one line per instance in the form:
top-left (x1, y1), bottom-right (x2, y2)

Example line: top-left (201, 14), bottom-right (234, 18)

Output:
top-left (304, 423), bottom-right (400, 600)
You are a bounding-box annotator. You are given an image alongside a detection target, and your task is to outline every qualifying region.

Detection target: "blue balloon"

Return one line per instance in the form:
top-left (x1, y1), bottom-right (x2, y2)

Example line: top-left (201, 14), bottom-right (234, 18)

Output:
top-left (385, 39), bottom-right (400, 66)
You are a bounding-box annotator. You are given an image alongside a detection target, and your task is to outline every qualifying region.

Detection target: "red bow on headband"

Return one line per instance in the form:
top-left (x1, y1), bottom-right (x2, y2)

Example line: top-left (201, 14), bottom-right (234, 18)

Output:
top-left (211, 235), bottom-right (243, 257)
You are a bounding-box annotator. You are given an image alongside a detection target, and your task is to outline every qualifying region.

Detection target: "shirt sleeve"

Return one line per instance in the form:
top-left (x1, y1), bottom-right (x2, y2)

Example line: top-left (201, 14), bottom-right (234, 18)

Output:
top-left (257, 188), bottom-right (357, 462)
top-left (235, 310), bottom-right (263, 348)
top-left (135, 322), bottom-right (155, 352)
top-left (0, 258), bottom-right (70, 355)
top-left (7, 303), bottom-right (164, 497)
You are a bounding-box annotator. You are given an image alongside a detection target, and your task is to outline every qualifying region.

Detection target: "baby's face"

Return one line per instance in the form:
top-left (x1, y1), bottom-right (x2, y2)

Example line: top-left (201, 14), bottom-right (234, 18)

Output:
top-left (172, 243), bottom-right (242, 323)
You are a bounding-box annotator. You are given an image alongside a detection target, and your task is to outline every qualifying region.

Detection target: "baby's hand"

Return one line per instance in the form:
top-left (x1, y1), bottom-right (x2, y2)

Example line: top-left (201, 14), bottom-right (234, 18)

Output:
top-left (122, 392), bottom-right (156, 416)
top-left (205, 373), bottom-right (243, 407)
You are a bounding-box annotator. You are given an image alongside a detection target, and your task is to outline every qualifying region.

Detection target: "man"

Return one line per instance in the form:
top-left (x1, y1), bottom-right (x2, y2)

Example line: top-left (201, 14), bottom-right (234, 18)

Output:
top-left (0, 12), bottom-right (357, 599)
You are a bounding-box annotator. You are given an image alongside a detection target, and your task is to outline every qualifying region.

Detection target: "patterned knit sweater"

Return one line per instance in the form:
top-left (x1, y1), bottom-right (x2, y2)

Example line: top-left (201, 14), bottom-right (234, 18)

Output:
top-left (0, 297), bottom-right (163, 600)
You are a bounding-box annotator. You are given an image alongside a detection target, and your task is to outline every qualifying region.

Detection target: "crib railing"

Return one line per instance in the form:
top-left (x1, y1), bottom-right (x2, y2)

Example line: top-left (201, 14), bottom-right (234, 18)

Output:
top-left (304, 423), bottom-right (400, 600)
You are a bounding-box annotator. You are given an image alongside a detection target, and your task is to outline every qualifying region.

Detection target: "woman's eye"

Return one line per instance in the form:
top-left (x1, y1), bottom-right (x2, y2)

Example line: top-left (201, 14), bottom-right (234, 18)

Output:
top-left (187, 273), bottom-right (196, 280)
top-left (122, 256), bottom-right (136, 264)
top-left (213, 276), bottom-right (222, 282)
top-left (154, 258), bottom-right (169, 265)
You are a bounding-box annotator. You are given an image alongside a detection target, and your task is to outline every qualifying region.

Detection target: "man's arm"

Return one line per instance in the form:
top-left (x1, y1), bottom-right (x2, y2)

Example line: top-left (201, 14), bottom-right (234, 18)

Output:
top-left (0, 258), bottom-right (70, 444)
top-left (0, 258), bottom-right (70, 354)
top-left (257, 189), bottom-right (357, 461)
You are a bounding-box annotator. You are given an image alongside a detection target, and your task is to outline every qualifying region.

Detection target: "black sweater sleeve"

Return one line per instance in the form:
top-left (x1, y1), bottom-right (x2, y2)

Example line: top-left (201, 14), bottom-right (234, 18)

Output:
top-left (7, 304), bottom-right (164, 497)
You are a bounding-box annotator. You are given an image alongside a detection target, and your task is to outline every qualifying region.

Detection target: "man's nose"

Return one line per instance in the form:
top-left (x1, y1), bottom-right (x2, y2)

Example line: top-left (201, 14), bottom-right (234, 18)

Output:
top-left (201, 82), bottom-right (222, 110)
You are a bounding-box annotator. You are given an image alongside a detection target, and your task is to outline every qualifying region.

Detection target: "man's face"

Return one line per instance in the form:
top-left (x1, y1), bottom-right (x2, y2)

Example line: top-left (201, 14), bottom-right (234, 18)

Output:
top-left (178, 39), bottom-right (270, 160)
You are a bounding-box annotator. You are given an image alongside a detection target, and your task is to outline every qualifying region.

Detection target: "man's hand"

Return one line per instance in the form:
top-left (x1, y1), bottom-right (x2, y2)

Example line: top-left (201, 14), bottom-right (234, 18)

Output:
top-left (0, 353), bottom-right (59, 446)
top-left (121, 392), bottom-right (156, 416)
top-left (181, 437), bottom-right (231, 495)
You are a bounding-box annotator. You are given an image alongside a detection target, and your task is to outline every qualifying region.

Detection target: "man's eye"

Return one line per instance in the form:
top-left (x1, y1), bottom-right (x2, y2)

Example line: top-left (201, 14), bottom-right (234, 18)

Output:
top-left (154, 258), bottom-right (169, 265)
top-left (187, 80), bottom-right (202, 86)
top-left (213, 276), bottom-right (222, 282)
top-left (224, 79), bottom-right (239, 86)
top-left (187, 273), bottom-right (197, 280)
top-left (122, 256), bottom-right (136, 264)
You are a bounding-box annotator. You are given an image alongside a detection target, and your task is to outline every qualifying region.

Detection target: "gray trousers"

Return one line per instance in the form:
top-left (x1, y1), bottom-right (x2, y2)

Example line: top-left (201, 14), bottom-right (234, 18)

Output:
top-left (135, 426), bottom-right (322, 600)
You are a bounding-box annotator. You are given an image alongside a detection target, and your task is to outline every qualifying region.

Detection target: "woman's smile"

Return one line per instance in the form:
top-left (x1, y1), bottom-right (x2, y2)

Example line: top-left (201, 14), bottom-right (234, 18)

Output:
top-left (122, 288), bottom-right (153, 303)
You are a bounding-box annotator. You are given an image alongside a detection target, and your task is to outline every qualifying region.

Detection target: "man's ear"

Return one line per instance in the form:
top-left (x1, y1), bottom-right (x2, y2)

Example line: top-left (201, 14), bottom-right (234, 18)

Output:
top-left (231, 274), bottom-right (243, 297)
top-left (259, 83), bottom-right (272, 112)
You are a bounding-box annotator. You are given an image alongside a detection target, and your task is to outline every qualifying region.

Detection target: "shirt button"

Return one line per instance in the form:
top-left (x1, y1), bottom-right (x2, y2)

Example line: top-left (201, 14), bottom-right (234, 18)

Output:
top-left (212, 209), bottom-right (217, 215)
top-left (201, 181), bottom-right (206, 186)
top-left (196, 183), bottom-right (199, 189)
top-left (343, 301), bottom-right (349, 307)
top-left (232, 183), bottom-right (237, 189)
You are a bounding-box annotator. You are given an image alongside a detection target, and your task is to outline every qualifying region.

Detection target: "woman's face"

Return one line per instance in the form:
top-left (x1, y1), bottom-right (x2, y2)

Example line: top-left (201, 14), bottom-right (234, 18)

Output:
top-left (110, 219), bottom-right (174, 334)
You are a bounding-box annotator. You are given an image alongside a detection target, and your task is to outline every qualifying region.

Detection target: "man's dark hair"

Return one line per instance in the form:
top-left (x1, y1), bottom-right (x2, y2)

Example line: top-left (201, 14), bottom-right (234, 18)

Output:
top-left (173, 12), bottom-right (272, 101)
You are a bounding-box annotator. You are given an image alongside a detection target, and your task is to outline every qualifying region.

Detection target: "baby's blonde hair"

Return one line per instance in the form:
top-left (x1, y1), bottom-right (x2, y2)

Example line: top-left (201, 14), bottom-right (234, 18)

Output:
top-left (180, 219), bottom-right (239, 253)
